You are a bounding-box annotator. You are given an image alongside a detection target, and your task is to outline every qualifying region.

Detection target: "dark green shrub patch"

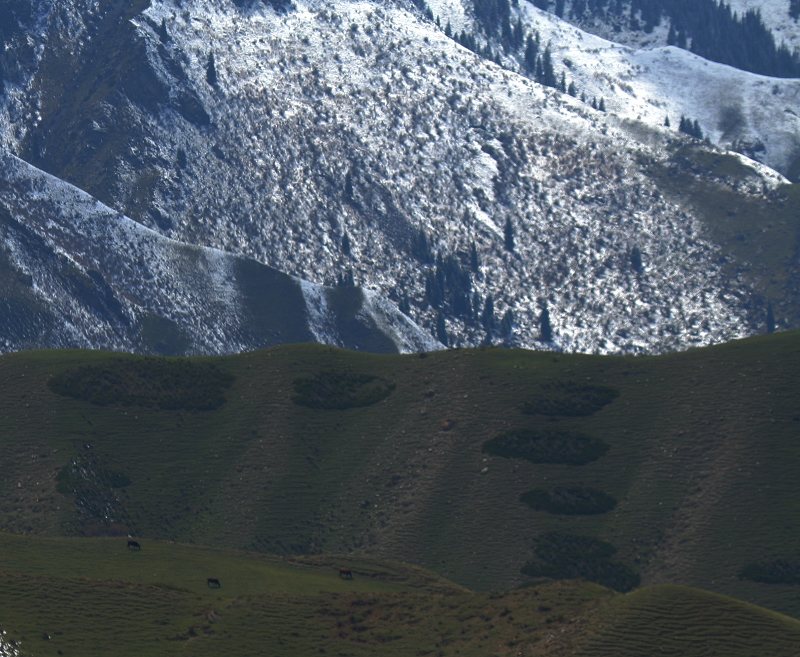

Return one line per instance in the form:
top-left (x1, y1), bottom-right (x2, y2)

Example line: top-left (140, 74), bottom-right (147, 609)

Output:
top-left (522, 381), bottom-right (619, 417)
top-left (520, 487), bottom-right (617, 515)
top-left (483, 430), bottom-right (609, 465)
top-left (292, 371), bottom-right (395, 409)
top-left (521, 532), bottom-right (640, 592)
top-left (739, 560), bottom-right (800, 585)
top-left (48, 358), bottom-right (235, 410)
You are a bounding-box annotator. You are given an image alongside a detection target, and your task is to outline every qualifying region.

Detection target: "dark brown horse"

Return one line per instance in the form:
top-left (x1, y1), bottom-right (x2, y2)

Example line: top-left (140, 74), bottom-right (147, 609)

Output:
top-left (127, 540), bottom-right (141, 551)
top-left (339, 569), bottom-right (353, 580)
top-left (207, 577), bottom-right (221, 588)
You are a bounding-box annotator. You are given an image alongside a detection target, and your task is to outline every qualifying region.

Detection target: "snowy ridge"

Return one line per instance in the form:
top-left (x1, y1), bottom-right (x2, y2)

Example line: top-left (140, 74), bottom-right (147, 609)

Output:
top-left (0, 153), bottom-right (435, 354)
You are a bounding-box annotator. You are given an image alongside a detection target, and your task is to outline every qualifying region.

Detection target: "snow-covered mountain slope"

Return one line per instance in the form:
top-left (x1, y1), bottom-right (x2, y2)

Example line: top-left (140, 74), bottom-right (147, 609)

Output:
top-left (727, 0), bottom-right (800, 53)
top-left (2, 0), bottom-right (797, 355)
top-left (0, 153), bottom-right (439, 354)
top-left (431, 1), bottom-right (800, 176)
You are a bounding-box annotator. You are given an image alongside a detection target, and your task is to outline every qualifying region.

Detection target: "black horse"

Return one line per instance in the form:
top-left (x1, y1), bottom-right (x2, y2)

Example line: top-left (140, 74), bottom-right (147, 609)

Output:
top-left (207, 577), bottom-right (221, 589)
top-left (339, 569), bottom-right (353, 580)
top-left (127, 540), bottom-right (141, 551)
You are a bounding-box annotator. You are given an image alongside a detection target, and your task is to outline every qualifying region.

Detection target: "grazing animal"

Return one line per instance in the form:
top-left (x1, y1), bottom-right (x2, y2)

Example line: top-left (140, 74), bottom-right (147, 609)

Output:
top-left (127, 540), bottom-right (141, 551)
top-left (207, 577), bottom-right (221, 589)
top-left (339, 568), bottom-right (353, 580)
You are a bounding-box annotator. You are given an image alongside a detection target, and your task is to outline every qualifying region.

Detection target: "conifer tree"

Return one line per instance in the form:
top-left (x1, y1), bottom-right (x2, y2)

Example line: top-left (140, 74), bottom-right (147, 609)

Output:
top-left (500, 309), bottom-right (515, 344)
top-left (541, 45), bottom-right (557, 88)
top-left (436, 312), bottom-right (449, 345)
top-left (470, 241), bottom-right (480, 273)
top-left (767, 302), bottom-right (776, 334)
top-left (539, 304), bottom-right (553, 342)
top-left (158, 18), bottom-right (170, 44)
top-left (206, 52), bottom-right (218, 88)
top-left (482, 295), bottom-right (496, 332)
top-left (341, 232), bottom-right (351, 256)
top-left (399, 296), bottom-right (411, 315)
top-left (504, 217), bottom-right (515, 252)
top-left (630, 245), bottom-right (643, 274)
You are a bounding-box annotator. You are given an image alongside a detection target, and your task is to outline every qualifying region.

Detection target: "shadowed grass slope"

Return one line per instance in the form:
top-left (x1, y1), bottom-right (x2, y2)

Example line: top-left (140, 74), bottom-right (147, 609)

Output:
top-left (0, 332), bottom-right (799, 617)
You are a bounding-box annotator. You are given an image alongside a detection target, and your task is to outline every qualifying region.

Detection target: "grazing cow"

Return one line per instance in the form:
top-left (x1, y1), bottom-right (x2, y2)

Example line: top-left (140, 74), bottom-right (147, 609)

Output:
top-left (127, 540), bottom-right (141, 551)
top-left (339, 569), bottom-right (353, 580)
top-left (207, 577), bottom-right (221, 589)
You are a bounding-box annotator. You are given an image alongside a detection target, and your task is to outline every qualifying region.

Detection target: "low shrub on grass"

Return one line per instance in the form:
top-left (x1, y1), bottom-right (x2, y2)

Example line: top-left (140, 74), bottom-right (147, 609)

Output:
top-left (739, 560), bottom-right (800, 585)
top-left (520, 487), bottom-right (617, 515)
top-left (521, 532), bottom-right (640, 592)
top-left (293, 371), bottom-right (395, 409)
top-left (522, 381), bottom-right (619, 417)
top-left (48, 358), bottom-right (235, 410)
top-left (483, 430), bottom-right (609, 465)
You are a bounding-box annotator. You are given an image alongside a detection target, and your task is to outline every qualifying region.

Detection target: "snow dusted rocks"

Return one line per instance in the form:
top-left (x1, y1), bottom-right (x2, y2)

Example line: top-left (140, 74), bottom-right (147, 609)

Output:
top-left (0, 154), bottom-right (439, 354)
top-left (0, 0), bottom-right (792, 354)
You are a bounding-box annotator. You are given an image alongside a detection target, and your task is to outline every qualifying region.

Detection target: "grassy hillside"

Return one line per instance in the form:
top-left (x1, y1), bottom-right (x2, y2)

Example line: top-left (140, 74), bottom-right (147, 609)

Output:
top-left (1, 332), bottom-right (800, 618)
top-left (565, 585), bottom-right (800, 657)
top-left (0, 532), bottom-right (606, 657)
top-left (1, 533), bottom-right (799, 657)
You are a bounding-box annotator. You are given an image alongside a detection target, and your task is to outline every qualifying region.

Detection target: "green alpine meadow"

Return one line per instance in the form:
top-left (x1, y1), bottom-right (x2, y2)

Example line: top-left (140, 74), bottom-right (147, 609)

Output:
top-left (1, 331), bottom-right (800, 654)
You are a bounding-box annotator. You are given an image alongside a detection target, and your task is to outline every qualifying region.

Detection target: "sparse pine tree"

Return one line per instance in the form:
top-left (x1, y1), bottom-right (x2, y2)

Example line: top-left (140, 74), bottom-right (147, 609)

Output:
top-left (541, 45), bottom-right (557, 88)
top-left (598, 97), bottom-right (607, 112)
top-left (667, 23), bottom-right (677, 45)
top-left (558, 71), bottom-right (567, 93)
top-left (567, 81), bottom-right (577, 96)
top-left (524, 34), bottom-right (540, 72)
top-left (482, 295), bottom-right (495, 332)
top-left (206, 52), bottom-right (218, 88)
top-left (664, 114), bottom-right (671, 128)
top-left (159, 18), bottom-right (170, 44)
top-left (470, 241), bottom-right (480, 273)
top-left (500, 309), bottom-right (515, 344)
top-left (341, 232), bottom-right (351, 256)
top-left (436, 312), bottom-right (449, 345)
top-left (504, 217), bottom-right (515, 252)
top-left (344, 171), bottom-right (354, 203)
top-left (539, 304), bottom-right (553, 342)
top-left (630, 245), bottom-right (643, 274)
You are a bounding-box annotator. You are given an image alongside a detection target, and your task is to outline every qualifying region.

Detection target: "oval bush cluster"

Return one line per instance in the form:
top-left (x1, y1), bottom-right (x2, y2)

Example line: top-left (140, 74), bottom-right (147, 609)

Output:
top-left (521, 381), bottom-right (619, 417)
top-left (520, 486), bottom-right (617, 515)
top-left (292, 370), bottom-right (395, 409)
top-left (521, 532), bottom-right (640, 593)
top-left (48, 358), bottom-right (235, 410)
top-left (739, 559), bottom-right (800, 585)
top-left (482, 429), bottom-right (609, 465)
